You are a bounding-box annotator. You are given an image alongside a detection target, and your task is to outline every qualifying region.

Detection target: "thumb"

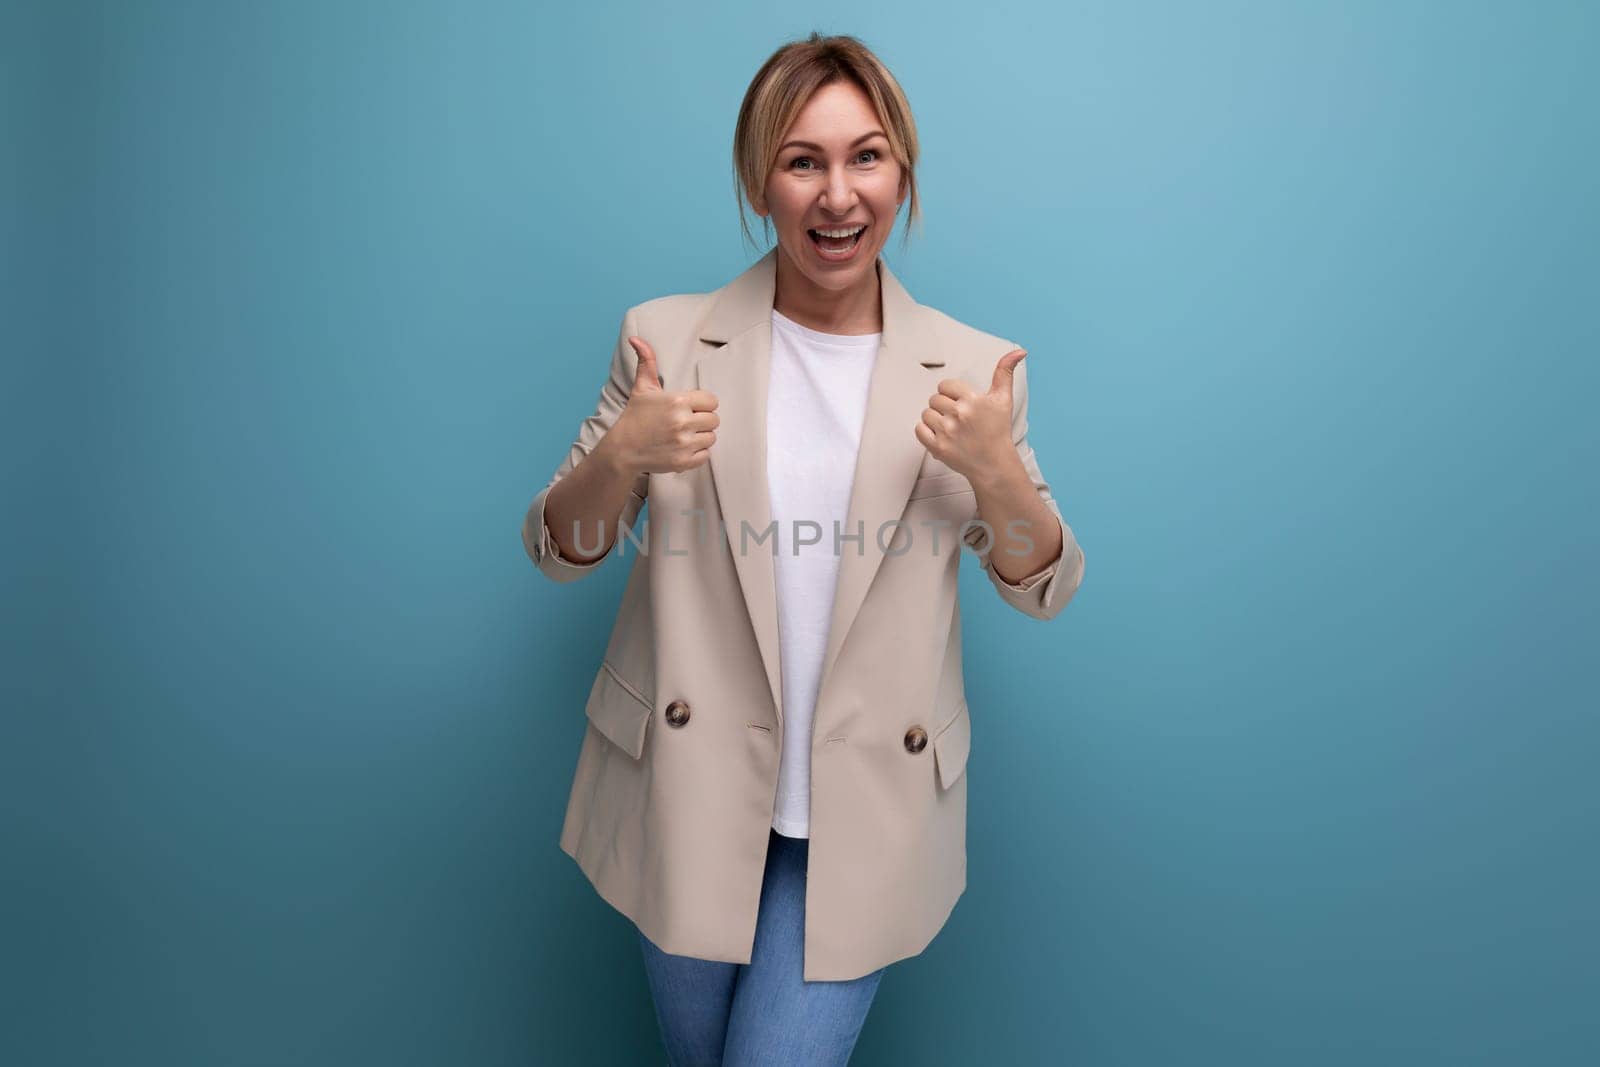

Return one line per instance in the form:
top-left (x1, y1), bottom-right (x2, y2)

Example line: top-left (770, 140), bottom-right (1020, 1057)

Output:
top-left (990, 348), bottom-right (1026, 398)
top-left (627, 336), bottom-right (663, 393)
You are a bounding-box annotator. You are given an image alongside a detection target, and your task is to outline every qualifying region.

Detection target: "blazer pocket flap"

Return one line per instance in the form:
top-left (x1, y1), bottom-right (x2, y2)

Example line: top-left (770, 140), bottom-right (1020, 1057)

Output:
top-left (907, 471), bottom-right (974, 501)
top-left (584, 661), bottom-right (653, 760)
top-left (933, 700), bottom-right (971, 790)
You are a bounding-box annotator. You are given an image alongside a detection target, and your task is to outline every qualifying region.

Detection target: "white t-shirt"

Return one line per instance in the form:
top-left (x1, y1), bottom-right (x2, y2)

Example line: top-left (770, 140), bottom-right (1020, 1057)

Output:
top-left (765, 307), bottom-right (881, 838)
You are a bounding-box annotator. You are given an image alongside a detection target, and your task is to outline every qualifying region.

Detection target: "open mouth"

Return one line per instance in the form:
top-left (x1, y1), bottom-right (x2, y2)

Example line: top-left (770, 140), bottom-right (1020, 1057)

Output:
top-left (807, 225), bottom-right (868, 257)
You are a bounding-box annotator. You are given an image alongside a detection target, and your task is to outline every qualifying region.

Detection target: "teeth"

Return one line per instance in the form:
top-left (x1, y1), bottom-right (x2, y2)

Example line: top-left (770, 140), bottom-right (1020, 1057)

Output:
top-left (812, 225), bottom-right (865, 238)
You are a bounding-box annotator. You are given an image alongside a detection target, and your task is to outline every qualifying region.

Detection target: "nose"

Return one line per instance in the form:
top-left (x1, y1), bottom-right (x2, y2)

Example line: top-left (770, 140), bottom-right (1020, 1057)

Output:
top-left (820, 168), bottom-right (859, 216)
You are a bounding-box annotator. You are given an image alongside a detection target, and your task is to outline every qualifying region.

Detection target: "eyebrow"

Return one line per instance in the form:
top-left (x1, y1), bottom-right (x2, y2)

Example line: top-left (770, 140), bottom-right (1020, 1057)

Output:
top-left (779, 131), bottom-right (888, 153)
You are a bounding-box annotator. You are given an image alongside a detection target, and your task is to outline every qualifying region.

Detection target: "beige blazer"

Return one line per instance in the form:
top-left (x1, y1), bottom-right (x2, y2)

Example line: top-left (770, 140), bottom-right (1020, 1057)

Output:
top-left (522, 248), bottom-right (1085, 980)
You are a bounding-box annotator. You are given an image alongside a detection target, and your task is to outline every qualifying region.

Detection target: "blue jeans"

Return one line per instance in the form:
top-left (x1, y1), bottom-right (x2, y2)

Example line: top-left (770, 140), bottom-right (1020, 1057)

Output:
top-left (637, 828), bottom-right (888, 1065)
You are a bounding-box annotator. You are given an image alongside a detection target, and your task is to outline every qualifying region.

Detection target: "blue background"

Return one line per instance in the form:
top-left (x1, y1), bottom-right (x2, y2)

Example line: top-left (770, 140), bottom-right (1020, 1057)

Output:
top-left (6, 1), bottom-right (1595, 1063)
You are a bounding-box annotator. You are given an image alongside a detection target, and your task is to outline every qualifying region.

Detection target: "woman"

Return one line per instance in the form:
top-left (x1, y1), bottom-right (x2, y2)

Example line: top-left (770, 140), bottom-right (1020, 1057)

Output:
top-left (522, 33), bottom-right (1085, 1065)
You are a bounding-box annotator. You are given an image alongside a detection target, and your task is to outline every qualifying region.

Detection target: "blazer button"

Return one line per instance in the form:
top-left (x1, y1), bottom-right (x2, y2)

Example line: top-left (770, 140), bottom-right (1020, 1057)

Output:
top-left (665, 700), bottom-right (691, 728)
top-left (904, 726), bottom-right (928, 753)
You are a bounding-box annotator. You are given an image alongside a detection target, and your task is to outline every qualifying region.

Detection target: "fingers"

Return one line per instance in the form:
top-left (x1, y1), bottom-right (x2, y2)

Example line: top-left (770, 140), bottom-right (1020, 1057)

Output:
top-left (685, 408), bottom-right (721, 432)
top-left (682, 388), bottom-right (719, 411)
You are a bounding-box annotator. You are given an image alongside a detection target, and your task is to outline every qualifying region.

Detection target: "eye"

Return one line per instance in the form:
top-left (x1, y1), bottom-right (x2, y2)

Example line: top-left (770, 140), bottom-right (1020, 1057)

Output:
top-left (788, 148), bottom-right (882, 171)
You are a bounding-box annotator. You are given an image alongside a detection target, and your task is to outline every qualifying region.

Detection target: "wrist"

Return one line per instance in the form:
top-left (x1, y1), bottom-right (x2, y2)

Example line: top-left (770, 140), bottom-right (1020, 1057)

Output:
top-left (969, 448), bottom-right (1029, 496)
top-left (594, 434), bottom-right (639, 481)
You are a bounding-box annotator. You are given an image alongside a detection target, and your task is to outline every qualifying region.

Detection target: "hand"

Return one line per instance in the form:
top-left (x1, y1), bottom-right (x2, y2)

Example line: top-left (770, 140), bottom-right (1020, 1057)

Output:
top-left (604, 336), bottom-right (721, 475)
top-left (912, 348), bottom-right (1027, 482)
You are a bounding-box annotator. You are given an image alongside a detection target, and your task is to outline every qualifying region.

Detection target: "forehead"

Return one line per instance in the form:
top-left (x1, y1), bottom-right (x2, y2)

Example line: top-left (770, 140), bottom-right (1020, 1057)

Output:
top-left (784, 81), bottom-right (882, 143)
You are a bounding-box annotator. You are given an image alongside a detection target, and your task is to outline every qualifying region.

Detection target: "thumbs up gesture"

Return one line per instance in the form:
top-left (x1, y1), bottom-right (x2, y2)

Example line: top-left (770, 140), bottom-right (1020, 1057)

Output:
top-left (912, 348), bottom-right (1027, 482)
top-left (607, 336), bottom-right (721, 475)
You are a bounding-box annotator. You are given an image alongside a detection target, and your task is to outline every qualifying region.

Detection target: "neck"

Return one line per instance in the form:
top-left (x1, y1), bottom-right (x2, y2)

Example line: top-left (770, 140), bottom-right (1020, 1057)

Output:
top-left (772, 245), bottom-right (883, 335)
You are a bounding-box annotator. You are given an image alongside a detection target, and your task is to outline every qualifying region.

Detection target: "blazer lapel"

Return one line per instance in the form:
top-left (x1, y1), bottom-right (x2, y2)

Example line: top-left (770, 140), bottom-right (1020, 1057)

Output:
top-left (694, 248), bottom-right (940, 729)
top-left (695, 253), bottom-right (784, 726)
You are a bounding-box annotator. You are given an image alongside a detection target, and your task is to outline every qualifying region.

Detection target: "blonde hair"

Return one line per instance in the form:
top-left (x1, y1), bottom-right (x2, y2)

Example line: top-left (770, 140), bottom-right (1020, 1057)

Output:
top-left (733, 33), bottom-right (922, 253)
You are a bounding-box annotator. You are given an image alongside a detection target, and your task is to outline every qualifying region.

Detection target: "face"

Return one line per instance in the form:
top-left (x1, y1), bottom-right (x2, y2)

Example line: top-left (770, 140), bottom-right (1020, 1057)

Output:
top-left (755, 80), bottom-right (907, 294)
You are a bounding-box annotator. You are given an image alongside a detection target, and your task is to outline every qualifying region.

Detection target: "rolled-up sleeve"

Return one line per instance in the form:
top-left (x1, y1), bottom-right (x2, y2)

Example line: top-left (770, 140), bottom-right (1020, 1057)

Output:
top-left (962, 354), bottom-right (1085, 620)
top-left (521, 304), bottom-right (651, 584)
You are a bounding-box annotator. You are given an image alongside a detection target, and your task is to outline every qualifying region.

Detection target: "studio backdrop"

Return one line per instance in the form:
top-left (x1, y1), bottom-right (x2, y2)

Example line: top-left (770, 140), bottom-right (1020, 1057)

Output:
top-left (5, 1), bottom-right (1595, 1064)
